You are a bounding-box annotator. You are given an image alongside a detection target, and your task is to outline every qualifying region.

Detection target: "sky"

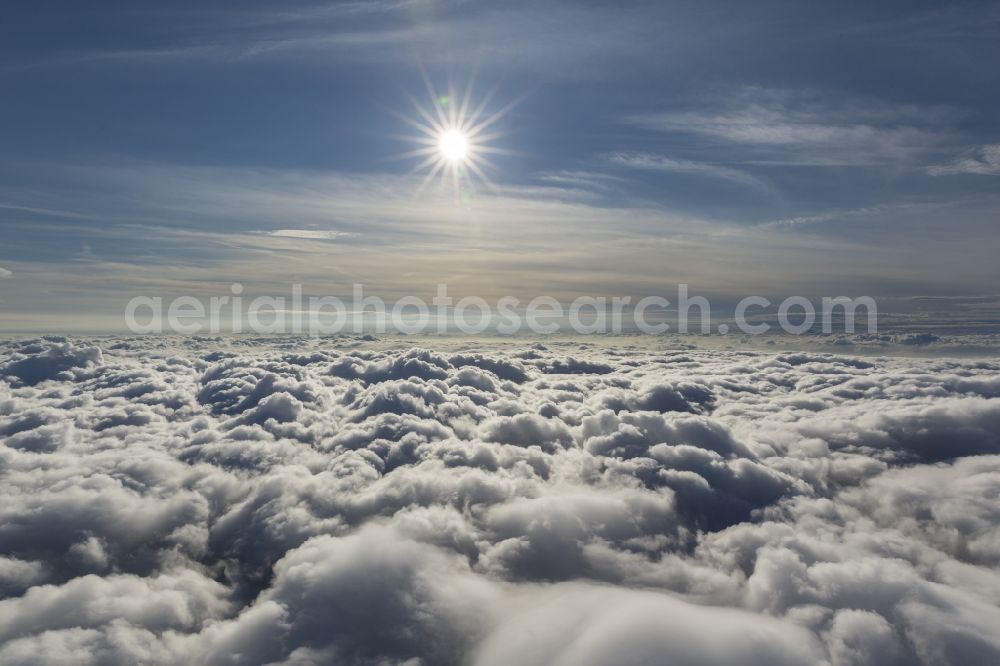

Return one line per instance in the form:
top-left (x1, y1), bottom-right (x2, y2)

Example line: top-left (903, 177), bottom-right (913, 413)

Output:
top-left (1, 0), bottom-right (999, 331)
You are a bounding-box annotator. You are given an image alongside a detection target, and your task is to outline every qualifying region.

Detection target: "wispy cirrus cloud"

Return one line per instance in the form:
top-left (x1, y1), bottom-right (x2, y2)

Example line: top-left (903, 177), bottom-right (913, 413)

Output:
top-left (11, 2), bottom-right (674, 81)
top-left (0, 159), bottom-right (940, 331)
top-left (626, 89), bottom-right (952, 167)
top-left (758, 206), bottom-right (885, 230)
top-left (0, 203), bottom-right (98, 221)
top-left (533, 170), bottom-right (627, 194)
top-left (928, 144), bottom-right (1000, 176)
top-left (607, 152), bottom-right (772, 192)
top-left (265, 229), bottom-right (360, 241)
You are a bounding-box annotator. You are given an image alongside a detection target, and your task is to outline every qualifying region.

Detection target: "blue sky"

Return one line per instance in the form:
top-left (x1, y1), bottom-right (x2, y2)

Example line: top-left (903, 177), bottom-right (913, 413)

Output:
top-left (1, 0), bottom-right (999, 330)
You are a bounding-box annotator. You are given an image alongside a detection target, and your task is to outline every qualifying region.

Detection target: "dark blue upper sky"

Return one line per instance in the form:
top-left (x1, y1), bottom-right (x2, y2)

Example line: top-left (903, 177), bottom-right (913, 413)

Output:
top-left (1, 0), bottom-right (998, 329)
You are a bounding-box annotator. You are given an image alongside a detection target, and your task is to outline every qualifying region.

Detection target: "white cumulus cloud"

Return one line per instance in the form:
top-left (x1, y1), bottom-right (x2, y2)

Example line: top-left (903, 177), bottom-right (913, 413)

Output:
top-left (1, 336), bottom-right (999, 664)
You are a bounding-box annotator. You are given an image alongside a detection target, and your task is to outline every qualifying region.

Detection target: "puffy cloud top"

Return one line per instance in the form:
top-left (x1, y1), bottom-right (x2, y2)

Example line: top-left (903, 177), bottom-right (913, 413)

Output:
top-left (1, 336), bottom-right (1000, 665)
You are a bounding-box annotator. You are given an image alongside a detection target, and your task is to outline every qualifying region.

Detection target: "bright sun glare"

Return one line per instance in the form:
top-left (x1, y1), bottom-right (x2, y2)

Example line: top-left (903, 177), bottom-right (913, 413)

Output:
top-left (438, 129), bottom-right (469, 163)
top-left (396, 77), bottom-right (517, 193)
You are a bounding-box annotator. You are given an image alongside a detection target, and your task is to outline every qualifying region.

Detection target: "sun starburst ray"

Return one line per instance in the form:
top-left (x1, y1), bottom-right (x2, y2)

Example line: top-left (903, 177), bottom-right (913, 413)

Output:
top-left (394, 78), bottom-right (519, 197)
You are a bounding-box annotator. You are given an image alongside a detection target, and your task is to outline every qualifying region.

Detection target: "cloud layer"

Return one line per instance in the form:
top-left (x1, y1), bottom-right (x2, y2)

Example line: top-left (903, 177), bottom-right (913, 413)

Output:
top-left (2, 336), bottom-right (1000, 664)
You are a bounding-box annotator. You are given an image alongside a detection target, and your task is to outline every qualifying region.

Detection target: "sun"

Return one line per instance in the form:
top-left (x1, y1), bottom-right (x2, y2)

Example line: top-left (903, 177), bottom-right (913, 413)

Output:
top-left (394, 77), bottom-right (517, 194)
top-left (438, 129), bottom-right (469, 163)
